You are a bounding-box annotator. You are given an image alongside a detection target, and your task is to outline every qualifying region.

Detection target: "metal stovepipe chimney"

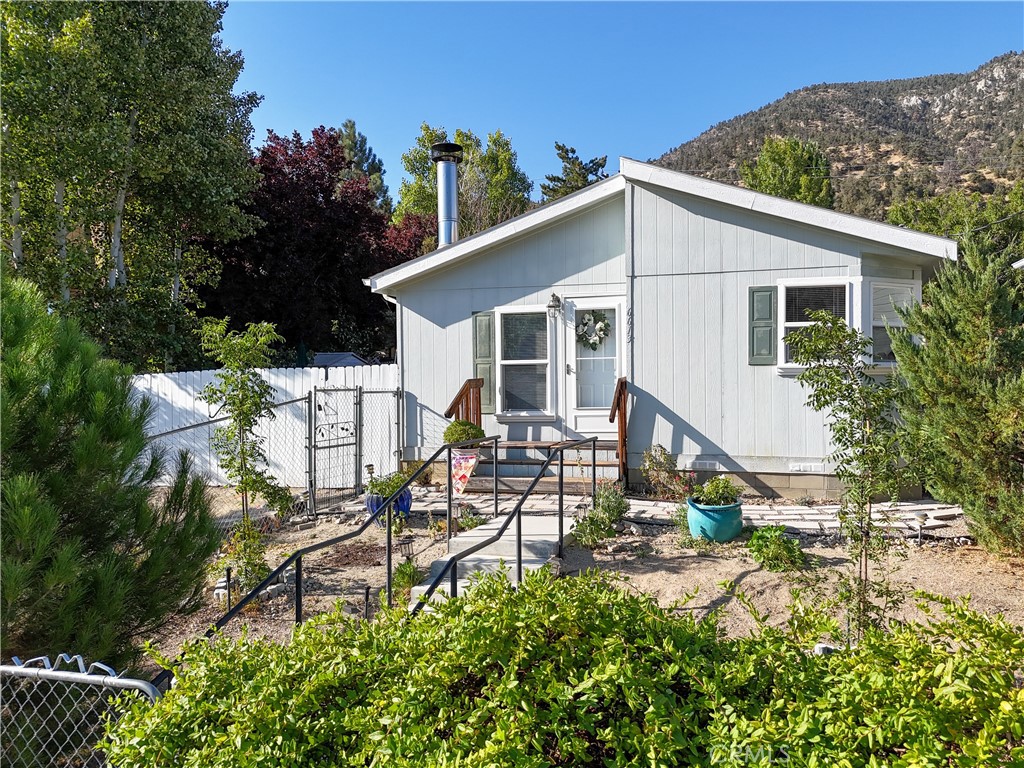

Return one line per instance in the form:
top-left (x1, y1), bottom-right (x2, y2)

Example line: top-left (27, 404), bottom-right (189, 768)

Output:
top-left (431, 141), bottom-right (463, 246)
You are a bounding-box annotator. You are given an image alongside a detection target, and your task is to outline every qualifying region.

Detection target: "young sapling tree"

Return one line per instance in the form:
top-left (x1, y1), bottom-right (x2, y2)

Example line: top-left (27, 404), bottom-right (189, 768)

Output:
top-left (787, 310), bottom-right (913, 639)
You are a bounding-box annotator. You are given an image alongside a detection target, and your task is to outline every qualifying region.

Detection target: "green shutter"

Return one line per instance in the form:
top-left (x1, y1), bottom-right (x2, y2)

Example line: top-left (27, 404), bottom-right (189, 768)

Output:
top-left (748, 286), bottom-right (777, 365)
top-left (472, 312), bottom-right (495, 413)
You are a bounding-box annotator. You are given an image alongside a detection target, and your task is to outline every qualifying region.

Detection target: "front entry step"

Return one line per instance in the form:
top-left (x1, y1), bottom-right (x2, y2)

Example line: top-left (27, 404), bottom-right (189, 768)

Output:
top-left (409, 515), bottom-right (574, 610)
top-left (462, 476), bottom-right (599, 494)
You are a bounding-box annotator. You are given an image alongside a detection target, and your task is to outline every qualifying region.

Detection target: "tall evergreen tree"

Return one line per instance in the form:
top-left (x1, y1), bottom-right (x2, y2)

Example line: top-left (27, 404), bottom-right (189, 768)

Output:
top-left (338, 118), bottom-right (392, 215)
top-left (0, 277), bottom-right (221, 667)
top-left (540, 143), bottom-right (608, 202)
top-left (741, 136), bottom-right (834, 208)
top-left (889, 185), bottom-right (1024, 555)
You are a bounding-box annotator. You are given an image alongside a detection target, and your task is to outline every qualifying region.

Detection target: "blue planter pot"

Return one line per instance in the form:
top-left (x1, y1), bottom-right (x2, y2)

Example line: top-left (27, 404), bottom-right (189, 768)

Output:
top-left (366, 489), bottom-right (413, 527)
top-left (686, 498), bottom-right (743, 542)
top-left (395, 488), bottom-right (413, 518)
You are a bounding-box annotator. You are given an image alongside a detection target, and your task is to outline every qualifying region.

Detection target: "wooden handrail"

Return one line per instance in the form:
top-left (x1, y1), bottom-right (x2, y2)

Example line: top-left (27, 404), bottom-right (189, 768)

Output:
top-left (444, 378), bottom-right (483, 427)
top-left (608, 377), bottom-right (628, 482)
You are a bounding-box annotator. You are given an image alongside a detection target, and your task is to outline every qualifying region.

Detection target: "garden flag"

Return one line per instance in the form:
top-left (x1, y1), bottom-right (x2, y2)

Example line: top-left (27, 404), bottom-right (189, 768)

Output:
top-left (450, 449), bottom-right (479, 495)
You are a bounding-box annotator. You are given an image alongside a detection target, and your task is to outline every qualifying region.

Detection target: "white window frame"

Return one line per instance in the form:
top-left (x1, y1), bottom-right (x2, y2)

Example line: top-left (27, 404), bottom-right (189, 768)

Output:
top-left (776, 276), bottom-right (920, 374)
top-left (777, 277), bottom-right (860, 375)
top-left (495, 305), bottom-right (556, 421)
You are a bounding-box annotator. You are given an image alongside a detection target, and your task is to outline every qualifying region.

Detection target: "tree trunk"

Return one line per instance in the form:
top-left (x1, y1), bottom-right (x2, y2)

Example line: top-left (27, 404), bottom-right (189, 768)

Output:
top-left (166, 239), bottom-right (182, 371)
top-left (9, 179), bottom-right (23, 268)
top-left (171, 240), bottom-right (182, 304)
top-left (109, 109), bottom-right (138, 289)
top-left (109, 183), bottom-right (129, 289)
top-left (55, 180), bottom-right (70, 303)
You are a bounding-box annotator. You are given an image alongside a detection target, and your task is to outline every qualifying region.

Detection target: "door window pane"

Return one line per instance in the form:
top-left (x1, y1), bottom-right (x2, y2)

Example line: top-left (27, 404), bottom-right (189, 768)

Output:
top-left (575, 308), bottom-right (616, 408)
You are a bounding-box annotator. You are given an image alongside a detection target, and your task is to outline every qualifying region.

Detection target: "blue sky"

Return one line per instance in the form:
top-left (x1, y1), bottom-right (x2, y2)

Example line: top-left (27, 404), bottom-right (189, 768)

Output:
top-left (220, 1), bottom-right (1024, 200)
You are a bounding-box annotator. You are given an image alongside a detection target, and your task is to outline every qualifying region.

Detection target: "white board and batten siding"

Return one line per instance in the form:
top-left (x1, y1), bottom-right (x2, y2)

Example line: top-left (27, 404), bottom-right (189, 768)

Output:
top-left (626, 182), bottom-right (919, 475)
top-left (398, 197), bottom-right (626, 457)
top-left (133, 365), bottom-right (398, 487)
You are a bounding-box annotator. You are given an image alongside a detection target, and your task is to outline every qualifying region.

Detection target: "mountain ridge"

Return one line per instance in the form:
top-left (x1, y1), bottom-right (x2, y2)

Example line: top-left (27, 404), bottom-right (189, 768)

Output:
top-left (653, 52), bottom-right (1024, 219)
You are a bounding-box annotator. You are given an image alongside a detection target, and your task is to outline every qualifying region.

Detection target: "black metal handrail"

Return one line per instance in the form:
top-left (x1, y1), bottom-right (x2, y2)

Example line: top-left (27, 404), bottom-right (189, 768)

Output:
top-left (151, 434), bottom-right (500, 689)
top-left (409, 436), bottom-right (597, 615)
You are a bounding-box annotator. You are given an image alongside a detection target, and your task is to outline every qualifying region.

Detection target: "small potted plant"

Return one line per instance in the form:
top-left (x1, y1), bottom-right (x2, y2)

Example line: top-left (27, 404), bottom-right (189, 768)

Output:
top-left (365, 470), bottom-right (413, 525)
top-left (686, 475), bottom-right (744, 542)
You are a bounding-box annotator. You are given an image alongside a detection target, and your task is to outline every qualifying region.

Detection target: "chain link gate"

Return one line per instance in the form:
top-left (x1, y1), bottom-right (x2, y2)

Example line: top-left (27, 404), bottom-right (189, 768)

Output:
top-left (1, 655), bottom-right (160, 767)
top-left (310, 387), bottom-right (401, 513)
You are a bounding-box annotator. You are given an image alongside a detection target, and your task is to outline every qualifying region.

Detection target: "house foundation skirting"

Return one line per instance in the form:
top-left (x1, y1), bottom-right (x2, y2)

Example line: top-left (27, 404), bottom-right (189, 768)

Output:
top-left (626, 470), bottom-right (924, 502)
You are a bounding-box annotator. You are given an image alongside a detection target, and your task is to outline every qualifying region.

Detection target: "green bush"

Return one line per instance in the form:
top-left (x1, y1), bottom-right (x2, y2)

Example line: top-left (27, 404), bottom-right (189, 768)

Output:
top-left (442, 419), bottom-right (485, 445)
top-left (747, 526), bottom-right (806, 572)
top-left (105, 570), bottom-right (1024, 766)
top-left (573, 481), bottom-right (630, 548)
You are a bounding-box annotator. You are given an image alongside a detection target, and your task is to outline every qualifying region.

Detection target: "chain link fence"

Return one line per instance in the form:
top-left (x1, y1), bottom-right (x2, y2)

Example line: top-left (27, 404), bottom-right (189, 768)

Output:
top-left (147, 388), bottom-right (401, 536)
top-left (0, 655), bottom-right (160, 767)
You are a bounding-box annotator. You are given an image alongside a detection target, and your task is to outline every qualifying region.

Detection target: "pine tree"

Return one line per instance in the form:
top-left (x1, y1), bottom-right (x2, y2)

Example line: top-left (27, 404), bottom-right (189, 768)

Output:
top-left (891, 241), bottom-right (1024, 554)
top-left (0, 277), bottom-right (220, 667)
top-left (339, 118), bottom-right (392, 215)
top-left (540, 143), bottom-right (609, 202)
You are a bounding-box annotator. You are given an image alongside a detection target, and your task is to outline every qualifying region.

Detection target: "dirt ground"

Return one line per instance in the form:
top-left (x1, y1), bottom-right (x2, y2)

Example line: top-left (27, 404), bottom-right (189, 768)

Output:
top-left (147, 501), bottom-right (1024, 678)
top-left (562, 517), bottom-right (1024, 636)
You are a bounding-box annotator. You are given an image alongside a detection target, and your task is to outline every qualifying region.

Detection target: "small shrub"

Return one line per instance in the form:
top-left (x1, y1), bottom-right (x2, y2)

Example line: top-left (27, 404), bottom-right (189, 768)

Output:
top-left (574, 481), bottom-right (630, 548)
top-left (692, 475), bottom-right (742, 506)
top-left (392, 559), bottom-right (424, 602)
top-left (442, 419), bottom-right (485, 444)
top-left (640, 445), bottom-right (697, 499)
top-left (226, 514), bottom-right (270, 593)
top-left (456, 505), bottom-right (485, 531)
top-left (748, 525), bottom-right (806, 572)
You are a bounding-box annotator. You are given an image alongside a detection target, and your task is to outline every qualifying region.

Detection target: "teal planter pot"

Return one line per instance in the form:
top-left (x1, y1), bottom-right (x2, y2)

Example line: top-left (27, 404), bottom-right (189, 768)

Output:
top-left (686, 498), bottom-right (743, 542)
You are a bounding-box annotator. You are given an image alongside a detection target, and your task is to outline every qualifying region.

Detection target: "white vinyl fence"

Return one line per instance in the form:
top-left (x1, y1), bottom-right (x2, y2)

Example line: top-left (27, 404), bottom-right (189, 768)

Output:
top-left (133, 365), bottom-right (400, 493)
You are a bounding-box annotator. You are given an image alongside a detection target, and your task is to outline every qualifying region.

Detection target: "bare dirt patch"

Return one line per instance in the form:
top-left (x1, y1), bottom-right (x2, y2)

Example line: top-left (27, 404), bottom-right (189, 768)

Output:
top-left (562, 518), bottom-right (1024, 637)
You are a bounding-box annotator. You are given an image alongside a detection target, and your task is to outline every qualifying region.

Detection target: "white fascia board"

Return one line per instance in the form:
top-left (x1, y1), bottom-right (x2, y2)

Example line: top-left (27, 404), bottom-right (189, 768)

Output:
top-left (1013, 257), bottom-right (1024, 269)
top-left (619, 158), bottom-right (958, 262)
top-left (369, 175), bottom-right (627, 293)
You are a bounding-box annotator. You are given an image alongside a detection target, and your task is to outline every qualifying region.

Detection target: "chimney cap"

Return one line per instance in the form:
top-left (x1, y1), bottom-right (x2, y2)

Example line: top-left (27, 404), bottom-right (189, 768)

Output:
top-left (431, 142), bottom-right (464, 164)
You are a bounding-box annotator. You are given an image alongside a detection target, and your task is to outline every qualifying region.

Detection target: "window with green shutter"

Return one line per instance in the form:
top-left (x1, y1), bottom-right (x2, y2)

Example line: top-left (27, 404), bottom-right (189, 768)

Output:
top-left (749, 286), bottom-right (777, 365)
top-left (472, 312), bottom-right (495, 413)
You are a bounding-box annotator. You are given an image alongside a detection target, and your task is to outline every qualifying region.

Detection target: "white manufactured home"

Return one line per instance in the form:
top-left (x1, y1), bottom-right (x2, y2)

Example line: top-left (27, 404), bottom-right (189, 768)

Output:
top-left (369, 155), bottom-right (957, 496)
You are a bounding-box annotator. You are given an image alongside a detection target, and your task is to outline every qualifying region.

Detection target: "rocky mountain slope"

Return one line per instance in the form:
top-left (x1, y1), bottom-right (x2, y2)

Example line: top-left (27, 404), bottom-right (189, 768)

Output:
top-left (655, 52), bottom-right (1024, 219)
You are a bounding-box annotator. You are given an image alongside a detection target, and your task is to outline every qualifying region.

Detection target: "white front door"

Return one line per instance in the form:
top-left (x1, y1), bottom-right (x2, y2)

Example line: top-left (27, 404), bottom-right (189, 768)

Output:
top-left (564, 298), bottom-right (623, 435)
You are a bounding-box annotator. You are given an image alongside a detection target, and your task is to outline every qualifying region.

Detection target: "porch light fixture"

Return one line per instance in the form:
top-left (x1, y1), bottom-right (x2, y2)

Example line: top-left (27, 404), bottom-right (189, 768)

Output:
top-left (546, 293), bottom-right (562, 319)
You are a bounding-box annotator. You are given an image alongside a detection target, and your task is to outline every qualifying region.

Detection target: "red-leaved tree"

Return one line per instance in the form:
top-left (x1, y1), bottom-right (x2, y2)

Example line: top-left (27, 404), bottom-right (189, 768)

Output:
top-left (202, 126), bottom-right (427, 362)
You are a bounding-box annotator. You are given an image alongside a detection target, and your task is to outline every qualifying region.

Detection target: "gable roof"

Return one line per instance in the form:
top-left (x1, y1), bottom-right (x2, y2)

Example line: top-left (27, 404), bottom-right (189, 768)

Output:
top-left (370, 159), bottom-right (957, 293)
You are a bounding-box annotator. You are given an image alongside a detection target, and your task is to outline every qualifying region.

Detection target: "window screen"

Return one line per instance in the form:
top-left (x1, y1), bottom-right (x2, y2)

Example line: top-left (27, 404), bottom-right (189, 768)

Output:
top-left (501, 313), bottom-right (547, 360)
top-left (785, 285), bottom-right (846, 322)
